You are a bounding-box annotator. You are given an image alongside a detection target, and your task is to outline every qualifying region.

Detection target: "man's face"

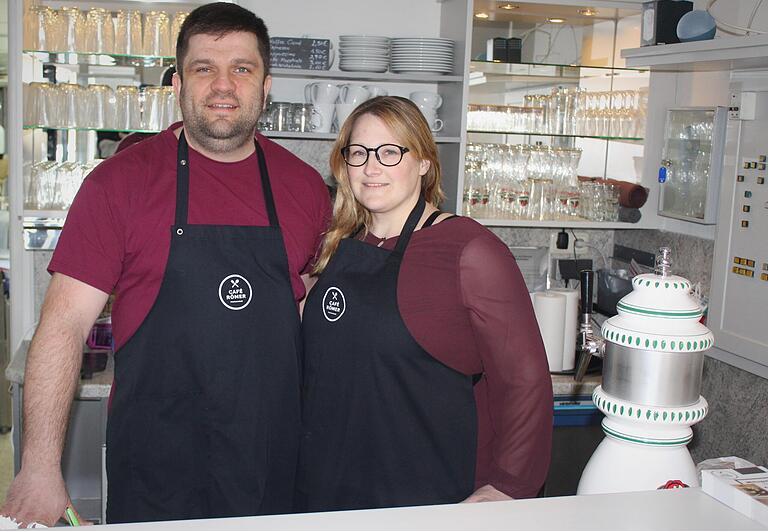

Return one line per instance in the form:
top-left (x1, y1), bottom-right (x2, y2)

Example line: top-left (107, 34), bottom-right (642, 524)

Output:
top-left (173, 31), bottom-right (272, 155)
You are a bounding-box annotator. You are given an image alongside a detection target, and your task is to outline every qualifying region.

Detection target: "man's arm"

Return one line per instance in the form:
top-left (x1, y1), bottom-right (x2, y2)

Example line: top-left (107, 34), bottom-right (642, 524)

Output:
top-left (1, 273), bottom-right (108, 526)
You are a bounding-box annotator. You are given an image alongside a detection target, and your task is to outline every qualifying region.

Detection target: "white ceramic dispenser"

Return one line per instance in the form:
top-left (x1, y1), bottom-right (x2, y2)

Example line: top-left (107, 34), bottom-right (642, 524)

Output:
top-left (575, 247), bottom-right (712, 494)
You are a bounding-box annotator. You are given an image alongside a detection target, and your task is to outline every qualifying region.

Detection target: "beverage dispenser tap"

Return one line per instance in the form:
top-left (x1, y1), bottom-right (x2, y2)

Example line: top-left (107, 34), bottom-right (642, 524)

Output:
top-left (575, 269), bottom-right (605, 381)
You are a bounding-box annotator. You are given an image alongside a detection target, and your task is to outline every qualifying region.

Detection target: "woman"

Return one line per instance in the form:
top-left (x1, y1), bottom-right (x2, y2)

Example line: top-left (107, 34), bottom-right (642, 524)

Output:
top-left (298, 96), bottom-right (552, 512)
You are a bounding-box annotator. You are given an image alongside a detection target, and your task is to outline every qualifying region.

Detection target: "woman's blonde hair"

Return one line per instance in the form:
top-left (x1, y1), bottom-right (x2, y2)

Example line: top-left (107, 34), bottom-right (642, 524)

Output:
top-left (313, 96), bottom-right (444, 275)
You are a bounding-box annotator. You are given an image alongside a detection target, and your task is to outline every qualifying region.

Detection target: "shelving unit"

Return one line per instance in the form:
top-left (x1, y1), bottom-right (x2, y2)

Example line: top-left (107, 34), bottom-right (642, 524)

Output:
top-left (464, 8), bottom-right (650, 228)
top-left (9, 0), bottom-right (474, 355)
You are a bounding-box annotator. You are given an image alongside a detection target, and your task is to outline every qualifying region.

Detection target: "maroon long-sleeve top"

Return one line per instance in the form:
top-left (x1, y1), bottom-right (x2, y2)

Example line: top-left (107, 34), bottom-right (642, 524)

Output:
top-left (362, 216), bottom-right (553, 498)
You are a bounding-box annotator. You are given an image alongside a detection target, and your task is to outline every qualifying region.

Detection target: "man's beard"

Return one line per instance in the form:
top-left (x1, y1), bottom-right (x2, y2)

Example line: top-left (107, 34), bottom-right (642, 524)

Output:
top-left (180, 86), bottom-right (263, 155)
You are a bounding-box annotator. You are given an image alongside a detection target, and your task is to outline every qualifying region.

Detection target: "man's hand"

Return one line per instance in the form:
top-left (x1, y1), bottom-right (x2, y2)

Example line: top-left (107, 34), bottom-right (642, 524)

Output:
top-left (462, 484), bottom-right (513, 503)
top-left (1, 464), bottom-right (69, 527)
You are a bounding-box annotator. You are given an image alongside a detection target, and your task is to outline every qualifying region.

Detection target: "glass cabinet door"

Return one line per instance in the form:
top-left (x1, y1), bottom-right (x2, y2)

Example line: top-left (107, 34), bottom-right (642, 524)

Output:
top-left (658, 107), bottom-right (727, 224)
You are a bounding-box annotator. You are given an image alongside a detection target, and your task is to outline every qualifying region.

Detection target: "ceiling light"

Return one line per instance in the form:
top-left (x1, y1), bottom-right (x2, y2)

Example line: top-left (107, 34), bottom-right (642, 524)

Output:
top-left (547, 17), bottom-right (566, 24)
top-left (499, 3), bottom-right (519, 9)
top-left (579, 8), bottom-right (598, 16)
top-left (475, 12), bottom-right (490, 19)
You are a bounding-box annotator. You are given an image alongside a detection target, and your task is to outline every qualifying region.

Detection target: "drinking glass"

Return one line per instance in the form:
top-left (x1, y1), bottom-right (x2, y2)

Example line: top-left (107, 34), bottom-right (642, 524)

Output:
top-left (115, 85), bottom-right (141, 130)
top-left (84, 7), bottom-right (114, 54)
top-left (290, 103), bottom-right (319, 132)
top-left (87, 84), bottom-right (116, 129)
top-left (115, 10), bottom-right (143, 56)
top-left (171, 12), bottom-right (189, 52)
top-left (162, 87), bottom-right (181, 128)
top-left (57, 7), bottom-right (86, 53)
top-left (142, 87), bottom-right (165, 131)
top-left (143, 11), bottom-right (171, 57)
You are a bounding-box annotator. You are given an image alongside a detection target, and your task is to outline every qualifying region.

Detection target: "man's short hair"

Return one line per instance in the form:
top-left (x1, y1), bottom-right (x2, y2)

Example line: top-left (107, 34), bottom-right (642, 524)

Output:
top-left (175, 3), bottom-right (271, 79)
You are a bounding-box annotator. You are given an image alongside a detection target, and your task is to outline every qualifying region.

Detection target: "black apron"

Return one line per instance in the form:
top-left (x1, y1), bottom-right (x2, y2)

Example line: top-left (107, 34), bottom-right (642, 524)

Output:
top-left (106, 132), bottom-right (302, 523)
top-left (298, 198), bottom-right (477, 512)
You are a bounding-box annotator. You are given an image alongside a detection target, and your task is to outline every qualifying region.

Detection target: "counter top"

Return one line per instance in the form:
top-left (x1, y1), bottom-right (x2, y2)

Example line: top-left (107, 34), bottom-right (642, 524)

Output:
top-left (85, 488), bottom-right (763, 530)
top-left (7, 340), bottom-right (601, 399)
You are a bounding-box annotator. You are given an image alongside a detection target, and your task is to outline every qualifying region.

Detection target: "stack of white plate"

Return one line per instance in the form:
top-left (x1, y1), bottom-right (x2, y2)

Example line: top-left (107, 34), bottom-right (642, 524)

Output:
top-left (390, 37), bottom-right (454, 74)
top-left (339, 35), bottom-right (390, 73)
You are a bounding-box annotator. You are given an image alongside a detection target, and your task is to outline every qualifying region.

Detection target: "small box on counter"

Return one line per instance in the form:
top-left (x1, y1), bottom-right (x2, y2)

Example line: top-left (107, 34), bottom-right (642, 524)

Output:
top-left (702, 466), bottom-right (768, 526)
top-left (270, 37), bottom-right (333, 70)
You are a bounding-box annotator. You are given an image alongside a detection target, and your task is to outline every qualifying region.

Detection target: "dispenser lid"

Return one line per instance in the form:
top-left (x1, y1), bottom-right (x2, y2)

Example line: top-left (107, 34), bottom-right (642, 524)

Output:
top-left (602, 247), bottom-right (714, 353)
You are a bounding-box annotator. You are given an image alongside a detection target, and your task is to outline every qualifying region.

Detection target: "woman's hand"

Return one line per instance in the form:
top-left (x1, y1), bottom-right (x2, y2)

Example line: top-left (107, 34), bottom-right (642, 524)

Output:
top-left (461, 484), bottom-right (512, 503)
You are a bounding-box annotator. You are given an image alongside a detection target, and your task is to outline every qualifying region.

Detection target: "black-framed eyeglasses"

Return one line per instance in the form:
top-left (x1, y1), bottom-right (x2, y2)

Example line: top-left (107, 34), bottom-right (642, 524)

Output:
top-left (341, 144), bottom-right (410, 167)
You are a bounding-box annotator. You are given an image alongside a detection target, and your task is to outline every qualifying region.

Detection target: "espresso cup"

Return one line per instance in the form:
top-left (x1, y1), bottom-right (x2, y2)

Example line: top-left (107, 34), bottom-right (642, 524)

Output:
top-left (410, 91), bottom-right (443, 110)
top-left (305, 82), bottom-right (340, 104)
top-left (339, 84), bottom-right (370, 105)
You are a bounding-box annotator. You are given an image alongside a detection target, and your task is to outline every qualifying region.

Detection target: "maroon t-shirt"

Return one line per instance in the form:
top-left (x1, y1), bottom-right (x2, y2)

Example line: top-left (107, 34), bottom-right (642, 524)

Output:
top-left (363, 217), bottom-right (553, 499)
top-left (49, 123), bottom-right (331, 351)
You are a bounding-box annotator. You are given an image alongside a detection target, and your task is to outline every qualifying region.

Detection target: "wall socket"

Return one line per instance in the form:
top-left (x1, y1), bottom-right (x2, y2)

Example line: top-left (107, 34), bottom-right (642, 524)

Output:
top-left (549, 231), bottom-right (590, 257)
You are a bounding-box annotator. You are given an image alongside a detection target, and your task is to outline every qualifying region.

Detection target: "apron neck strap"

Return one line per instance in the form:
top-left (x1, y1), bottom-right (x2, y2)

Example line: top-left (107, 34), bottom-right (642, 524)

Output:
top-left (390, 196), bottom-right (426, 258)
top-left (175, 131), bottom-right (279, 228)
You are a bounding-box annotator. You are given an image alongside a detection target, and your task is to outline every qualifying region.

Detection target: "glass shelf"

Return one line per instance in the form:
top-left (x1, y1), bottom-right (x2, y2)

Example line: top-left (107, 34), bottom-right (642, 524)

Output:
top-left (471, 218), bottom-right (641, 229)
top-left (467, 129), bottom-right (643, 142)
top-left (22, 126), bottom-right (459, 143)
top-left (23, 51), bottom-right (464, 83)
top-left (24, 50), bottom-right (174, 67)
top-left (470, 60), bottom-right (648, 77)
top-left (24, 125), bottom-right (162, 134)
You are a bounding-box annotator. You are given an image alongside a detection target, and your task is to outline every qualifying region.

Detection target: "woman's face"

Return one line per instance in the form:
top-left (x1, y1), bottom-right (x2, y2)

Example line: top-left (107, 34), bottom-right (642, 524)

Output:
top-left (345, 114), bottom-right (430, 221)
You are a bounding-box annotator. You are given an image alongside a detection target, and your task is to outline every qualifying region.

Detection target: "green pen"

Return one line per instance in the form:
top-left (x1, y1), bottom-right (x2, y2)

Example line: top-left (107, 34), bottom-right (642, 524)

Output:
top-left (64, 506), bottom-right (80, 527)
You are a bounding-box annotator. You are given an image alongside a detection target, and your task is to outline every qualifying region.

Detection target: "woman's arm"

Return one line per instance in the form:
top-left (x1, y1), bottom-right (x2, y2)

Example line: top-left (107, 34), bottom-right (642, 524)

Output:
top-left (459, 232), bottom-right (553, 499)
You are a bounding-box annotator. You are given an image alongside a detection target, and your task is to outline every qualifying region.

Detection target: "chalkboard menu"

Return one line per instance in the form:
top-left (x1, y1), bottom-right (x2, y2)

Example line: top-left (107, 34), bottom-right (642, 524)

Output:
top-left (270, 37), bottom-right (332, 70)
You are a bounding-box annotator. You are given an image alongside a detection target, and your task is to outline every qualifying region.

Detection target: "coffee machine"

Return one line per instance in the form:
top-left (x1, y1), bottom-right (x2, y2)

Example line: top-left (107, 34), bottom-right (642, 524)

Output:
top-left (575, 247), bottom-right (711, 493)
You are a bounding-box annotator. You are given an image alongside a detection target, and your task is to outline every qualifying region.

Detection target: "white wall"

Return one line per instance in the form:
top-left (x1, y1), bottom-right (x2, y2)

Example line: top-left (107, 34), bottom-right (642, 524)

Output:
top-left (238, 0), bottom-right (446, 105)
top-left (701, 0), bottom-right (768, 36)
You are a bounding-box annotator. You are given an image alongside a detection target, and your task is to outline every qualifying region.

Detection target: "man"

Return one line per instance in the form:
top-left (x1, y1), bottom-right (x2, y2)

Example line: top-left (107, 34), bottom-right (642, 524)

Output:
top-left (1, 3), bottom-right (330, 525)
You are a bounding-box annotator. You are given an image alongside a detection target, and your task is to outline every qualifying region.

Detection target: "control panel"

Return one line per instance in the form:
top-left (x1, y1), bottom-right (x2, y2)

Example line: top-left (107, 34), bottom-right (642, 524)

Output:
top-left (709, 83), bottom-right (768, 375)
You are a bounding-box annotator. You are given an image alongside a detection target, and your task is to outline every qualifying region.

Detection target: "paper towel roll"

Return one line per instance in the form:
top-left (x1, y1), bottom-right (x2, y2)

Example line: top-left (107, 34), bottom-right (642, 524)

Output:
top-left (532, 291), bottom-right (567, 372)
top-left (550, 288), bottom-right (579, 371)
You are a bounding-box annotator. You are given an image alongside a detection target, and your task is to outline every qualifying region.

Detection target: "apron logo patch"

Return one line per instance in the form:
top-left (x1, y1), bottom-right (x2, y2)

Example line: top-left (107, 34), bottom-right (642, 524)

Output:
top-left (322, 286), bottom-right (346, 322)
top-left (218, 274), bottom-right (253, 311)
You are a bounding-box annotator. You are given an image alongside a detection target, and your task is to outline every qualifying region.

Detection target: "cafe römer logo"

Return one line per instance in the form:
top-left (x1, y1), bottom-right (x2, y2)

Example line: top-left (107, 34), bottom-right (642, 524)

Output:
top-left (219, 274), bottom-right (252, 311)
top-left (322, 286), bottom-right (346, 322)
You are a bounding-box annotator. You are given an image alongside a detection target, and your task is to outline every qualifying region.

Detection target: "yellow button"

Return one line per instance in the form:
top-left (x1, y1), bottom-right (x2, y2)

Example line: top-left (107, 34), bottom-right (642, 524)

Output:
top-left (734, 257), bottom-right (741, 264)
top-left (747, 259), bottom-right (756, 267)
top-left (733, 266), bottom-right (740, 273)
top-left (747, 270), bottom-right (754, 277)
top-left (762, 273), bottom-right (768, 281)
top-left (742, 220), bottom-right (750, 228)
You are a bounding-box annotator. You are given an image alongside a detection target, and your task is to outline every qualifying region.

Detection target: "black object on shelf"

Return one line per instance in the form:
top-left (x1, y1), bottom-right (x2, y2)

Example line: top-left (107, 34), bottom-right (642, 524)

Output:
top-left (487, 37), bottom-right (509, 62)
top-left (507, 37), bottom-right (522, 63)
top-left (641, 0), bottom-right (694, 46)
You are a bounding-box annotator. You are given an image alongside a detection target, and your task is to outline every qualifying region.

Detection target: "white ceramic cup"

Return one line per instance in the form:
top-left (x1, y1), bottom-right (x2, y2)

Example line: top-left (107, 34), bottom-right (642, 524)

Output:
top-left (364, 85), bottom-right (388, 97)
top-left (410, 91), bottom-right (443, 110)
top-left (305, 82), bottom-right (340, 104)
top-left (335, 103), bottom-right (357, 131)
top-left (339, 84), bottom-right (370, 105)
top-left (420, 108), bottom-right (444, 132)
top-left (313, 103), bottom-right (335, 133)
